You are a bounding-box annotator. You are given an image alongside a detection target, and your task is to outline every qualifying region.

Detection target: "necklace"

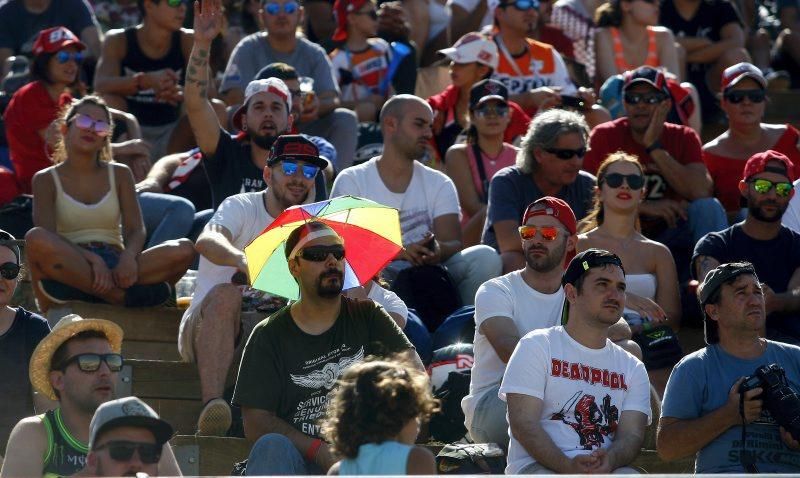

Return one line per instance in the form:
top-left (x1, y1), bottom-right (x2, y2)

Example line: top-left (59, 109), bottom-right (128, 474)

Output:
top-left (479, 144), bottom-right (504, 166)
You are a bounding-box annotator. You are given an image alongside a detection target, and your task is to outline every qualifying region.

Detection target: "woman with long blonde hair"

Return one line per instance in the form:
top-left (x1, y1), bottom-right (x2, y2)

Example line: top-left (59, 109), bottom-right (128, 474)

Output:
top-left (578, 151), bottom-right (682, 396)
top-left (25, 96), bottom-right (195, 312)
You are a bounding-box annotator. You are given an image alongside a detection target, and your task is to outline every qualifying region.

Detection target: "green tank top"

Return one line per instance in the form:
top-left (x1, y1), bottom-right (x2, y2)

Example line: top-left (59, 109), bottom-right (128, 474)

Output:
top-left (41, 409), bottom-right (88, 478)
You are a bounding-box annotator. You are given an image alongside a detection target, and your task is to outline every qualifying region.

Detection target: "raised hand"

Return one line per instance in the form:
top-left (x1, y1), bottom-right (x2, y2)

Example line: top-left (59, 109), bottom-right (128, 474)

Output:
top-left (193, 0), bottom-right (224, 45)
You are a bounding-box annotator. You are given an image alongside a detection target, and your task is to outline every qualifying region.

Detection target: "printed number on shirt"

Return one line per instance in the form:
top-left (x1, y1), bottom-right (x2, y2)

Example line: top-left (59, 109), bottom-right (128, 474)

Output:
top-left (645, 174), bottom-right (666, 200)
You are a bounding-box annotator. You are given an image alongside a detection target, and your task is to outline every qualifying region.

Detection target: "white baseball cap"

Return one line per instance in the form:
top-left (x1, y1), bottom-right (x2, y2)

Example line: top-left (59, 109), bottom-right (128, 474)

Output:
top-left (232, 78), bottom-right (292, 131)
top-left (438, 32), bottom-right (499, 70)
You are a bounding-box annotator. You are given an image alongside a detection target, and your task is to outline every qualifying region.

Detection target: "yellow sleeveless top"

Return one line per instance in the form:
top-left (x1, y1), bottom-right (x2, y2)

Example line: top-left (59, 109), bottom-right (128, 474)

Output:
top-left (51, 165), bottom-right (124, 248)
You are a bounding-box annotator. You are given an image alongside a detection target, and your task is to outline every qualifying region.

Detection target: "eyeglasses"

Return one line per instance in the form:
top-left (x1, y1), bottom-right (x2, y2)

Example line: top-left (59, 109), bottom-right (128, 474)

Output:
top-left (299, 245), bottom-right (346, 262)
top-left (94, 441), bottom-right (162, 464)
top-left (56, 51), bottom-right (84, 64)
top-left (71, 114), bottom-right (111, 137)
top-left (748, 178), bottom-right (793, 197)
top-left (166, 0), bottom-right (188, 6)
top-left (603, 173), bottom-right (645, 190)
top-left (544, 147), bottom-right (586, 160)
top-left (0, 262), bottom-right (20, 280)
top-left (281, 161), bottom-right (319, 180)
top-left (500, 0), bottom-right (540, 10)
top-left (623, 92), bottom-right (667, 105)
top-left (724, 89), bottom-right (766, 104)
top-left (57, 353), bottom-right (124, 373)
top-left (518, 225), bottom-right (560, 241)
top-left (263, 1), bottom-right (298, 15)
top-left (474, 104), bottom-right (509, 118)
top-left (352, 9), bottom-right (378, 19)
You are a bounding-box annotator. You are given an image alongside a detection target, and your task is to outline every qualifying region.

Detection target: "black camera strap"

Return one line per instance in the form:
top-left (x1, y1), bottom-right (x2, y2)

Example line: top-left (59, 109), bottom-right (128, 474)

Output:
top-left (739, 388), bottom-right (759, 474)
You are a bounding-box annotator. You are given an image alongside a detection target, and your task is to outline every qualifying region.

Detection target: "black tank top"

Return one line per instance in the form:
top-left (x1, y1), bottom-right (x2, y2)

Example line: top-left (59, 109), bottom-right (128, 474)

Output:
top-left (41, 408), bottom-right (88, 478)
top-left (120, 27), bottom-right (185, 126)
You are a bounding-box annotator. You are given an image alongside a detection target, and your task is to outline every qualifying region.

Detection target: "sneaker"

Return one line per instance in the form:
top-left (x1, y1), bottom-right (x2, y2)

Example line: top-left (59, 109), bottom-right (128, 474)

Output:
top-left (39, 280), bottom-right (102, 305)
top-left (197, 398), bottom-right (232, 436)
top-left (123, 282), bottom-right (171, 307)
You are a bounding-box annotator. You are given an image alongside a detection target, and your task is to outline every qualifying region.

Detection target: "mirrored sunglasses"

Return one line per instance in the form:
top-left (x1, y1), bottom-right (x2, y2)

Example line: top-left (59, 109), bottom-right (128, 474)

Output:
top-left (518, 225), bottom-right (560, 241)
top-left (282, 161), bottom-right (319, 180)
top-left (56, 51), bottom-right (84, 64)
top-left (474, 104), bottom-right (509, 118)
top-left (603, 173), bottom-right (645, 190)
top-left (0, 262), bottom-right (20, 280)
top-left (95, 441), bottom-right (162, 464)
top-left (72, 114), bottom-right (111, 137)
top-left (544, 147), bottom-right (586, 160)
top-left (724, 89), bottom-right (766, 104)
top-left (500, 0), bottom-right (540, 10)
top-left (263, 1), bottom-right (298, 15)
top-left (166, 0), bottom-right (189, 6)
top-left (623, 92), bottom-right (667, 105)
top-left (749, 178), bottom-right (793, 197)
top-left (299, 245), bottom-right (346, 262)
top-left (58, 353), bottom-right (124, 373)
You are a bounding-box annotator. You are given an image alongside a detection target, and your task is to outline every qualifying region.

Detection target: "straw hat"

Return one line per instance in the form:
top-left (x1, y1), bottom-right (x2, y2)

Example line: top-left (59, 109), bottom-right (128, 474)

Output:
top-left (30, 314), bottom-right (123, 400)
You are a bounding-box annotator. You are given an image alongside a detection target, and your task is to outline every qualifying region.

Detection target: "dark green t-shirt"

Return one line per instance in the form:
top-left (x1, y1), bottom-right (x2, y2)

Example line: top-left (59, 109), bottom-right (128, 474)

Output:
top-left (232, 297), bottom-right (413, 437)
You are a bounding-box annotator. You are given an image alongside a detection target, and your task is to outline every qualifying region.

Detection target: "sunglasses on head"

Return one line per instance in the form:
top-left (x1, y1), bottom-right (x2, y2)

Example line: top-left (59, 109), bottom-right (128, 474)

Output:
top-left (95, 441), bottom-right (162, 464)
top-left (518, 225), bottom-right (560, 241)
top-left (57, 353), bottom-right (124, 373)
top-left (352, 9), bottom-right (378, 19)
top-left (263, 1), bottom-right (298, 15)
top-left (724, 89), bottom-right (766, 104)
top-left (500, 0), bottom-right (540, 10)
top-left (603, 173), bottom-right (645, 190)
top-left (299, 244), bottom-right (345, 262)
top-left (544, 147), bottom-right (586, 160)
top-left (281, 161), bottom-right (319, 180)
top-left (56, 51), bottom-right (84, 64)
top-left (623, 92), bottom-right (667, 105)
top-left (748, 178), bottom-right (793, 197)
top-left (474, 103), bottom-right (509, 118)
top-left (0, 262), bottom-right (20, 280)
top-left (71, 113), bottom-right (111, 137)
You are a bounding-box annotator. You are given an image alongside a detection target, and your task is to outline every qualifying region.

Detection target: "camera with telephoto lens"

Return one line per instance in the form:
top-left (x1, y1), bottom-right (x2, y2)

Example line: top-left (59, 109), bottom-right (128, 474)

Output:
top-left (739, 363), bottom-right (800, 441)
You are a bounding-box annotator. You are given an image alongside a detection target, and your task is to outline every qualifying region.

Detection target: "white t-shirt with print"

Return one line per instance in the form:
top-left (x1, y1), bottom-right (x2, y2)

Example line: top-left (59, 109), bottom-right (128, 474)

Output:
top-left (499, 326), bottom-right (651, 474)
top-left (330, 157), bottom-right (460, 246)
top-left (367, 282), bottom-right (408, 321)
top-left (461, 270), bottom-right (564, 430)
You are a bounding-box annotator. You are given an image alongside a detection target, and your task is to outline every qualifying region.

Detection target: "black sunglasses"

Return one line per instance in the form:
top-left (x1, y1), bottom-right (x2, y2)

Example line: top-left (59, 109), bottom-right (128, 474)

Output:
top-left (57, 353), bottom-right (124, 373)
top-left (0, 262), bottom-right (20, 280)
top-left (299, 245), bottom-right (345, 262)
top-left (95, 441), bottom-right (162, 464)
top-left (603, 173), bottom-right (645, 190)
top-left (724, 89), bottom-right (766, 104)
top-left (544, 147), bottom-right (586, 160)
top-left (623, 92), bottom-right (667, 105)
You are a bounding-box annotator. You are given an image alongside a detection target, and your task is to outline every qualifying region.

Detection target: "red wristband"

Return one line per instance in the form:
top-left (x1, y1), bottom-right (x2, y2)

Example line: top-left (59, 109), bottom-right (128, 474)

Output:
top-left (305, 438), bottom-right (323, 462)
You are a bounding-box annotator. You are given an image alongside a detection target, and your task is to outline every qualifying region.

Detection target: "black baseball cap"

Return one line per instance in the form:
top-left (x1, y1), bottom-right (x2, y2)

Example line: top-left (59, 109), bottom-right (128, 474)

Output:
top-left (697, 262), bottom-right (758, 344)
top-left (0, 229), bottom-right (20, 264)
top-left (469, 79), bottom-right (508, 109)
top-left (267, 135), bottom-right (329, 169)
top-left (622, 66), bottom-right (670, 96)
top-left (561, 249), bottom-right (625, 324)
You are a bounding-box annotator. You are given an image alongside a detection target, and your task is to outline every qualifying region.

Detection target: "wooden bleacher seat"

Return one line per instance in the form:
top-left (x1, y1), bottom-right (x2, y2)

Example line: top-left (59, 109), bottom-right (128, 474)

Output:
top-left (171, 436), bottom-right (251, 476)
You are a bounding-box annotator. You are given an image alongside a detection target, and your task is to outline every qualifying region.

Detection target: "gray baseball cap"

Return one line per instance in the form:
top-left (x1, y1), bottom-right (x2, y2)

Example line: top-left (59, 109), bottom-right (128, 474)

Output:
top-left (89, 397), bottom-right (174, 449)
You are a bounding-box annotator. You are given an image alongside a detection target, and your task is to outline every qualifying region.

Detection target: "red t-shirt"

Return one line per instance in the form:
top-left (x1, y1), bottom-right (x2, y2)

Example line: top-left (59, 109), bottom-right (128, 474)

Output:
top-left (0, 166), bottom-right (19, 205)
top-left (539, 24), bottom-right (575, 60)
top-left (584, 117), bottom-right (703, 202)
top-left (702, 125), bottom-right (800, 212)
top-left (3, 81), bottom-right (73, 194)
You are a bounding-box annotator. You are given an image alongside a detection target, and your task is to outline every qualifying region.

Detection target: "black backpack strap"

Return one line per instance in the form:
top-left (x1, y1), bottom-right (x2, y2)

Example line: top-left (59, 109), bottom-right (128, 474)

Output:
top-left (470, 142), bottom-right (489, 202)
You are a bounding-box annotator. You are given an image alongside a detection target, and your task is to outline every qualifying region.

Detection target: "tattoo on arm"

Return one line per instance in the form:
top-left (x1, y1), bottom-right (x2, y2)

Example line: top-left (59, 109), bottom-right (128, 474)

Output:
top-left (697, 256), bottom-right (717, 280)
top-left (187, 47), bottom-right (210, 98)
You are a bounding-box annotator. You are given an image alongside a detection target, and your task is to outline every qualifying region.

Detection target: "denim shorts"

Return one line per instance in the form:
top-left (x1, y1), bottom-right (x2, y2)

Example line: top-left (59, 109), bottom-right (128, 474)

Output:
top-left (79, 242), bottom-right (121, 269)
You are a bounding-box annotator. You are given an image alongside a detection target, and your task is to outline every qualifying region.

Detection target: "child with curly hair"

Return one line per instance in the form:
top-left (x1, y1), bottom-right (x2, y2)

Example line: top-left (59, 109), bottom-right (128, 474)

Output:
top-left (322, 359), bottom-right (439, 475)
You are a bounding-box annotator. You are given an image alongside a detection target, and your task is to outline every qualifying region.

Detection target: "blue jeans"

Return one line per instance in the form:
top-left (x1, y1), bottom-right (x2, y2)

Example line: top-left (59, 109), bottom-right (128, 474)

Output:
top-left (444, 245), bottom-right (502, 305)
top-left (138, 192), bottom-right (195, 248)
top-left (686, 197), bottom-right (729, 245)
top-left (245, 434), bottom-right (322, 476)
top-left (469, 384), bottom-right (509, 449)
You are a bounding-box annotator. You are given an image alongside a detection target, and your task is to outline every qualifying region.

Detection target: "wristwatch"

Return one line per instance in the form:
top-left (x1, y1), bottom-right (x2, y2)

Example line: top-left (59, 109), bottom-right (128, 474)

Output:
top-left (645, 140), bottom-right (663, 154)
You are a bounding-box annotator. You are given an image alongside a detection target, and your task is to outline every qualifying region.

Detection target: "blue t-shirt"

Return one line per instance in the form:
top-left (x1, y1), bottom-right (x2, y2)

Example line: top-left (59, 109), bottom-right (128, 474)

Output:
top-left (661, 342), bottom-right (800, 473)
top-left (0, 0), bottom-right (96, 57)
top-left (339, 441), bottom-right (412, 475)
top-left (482, 166), bottom-right (595, 250)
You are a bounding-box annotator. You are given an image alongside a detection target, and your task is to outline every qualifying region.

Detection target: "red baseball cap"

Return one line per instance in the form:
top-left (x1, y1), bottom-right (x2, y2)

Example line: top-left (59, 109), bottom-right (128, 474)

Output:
top-left (721, 62), bottom-right (767, 92)
top-left (332, 0), bottom-right (370, 42)
top-left (742, 150), bottom-right (796, 182)
top-left (522, 197), bottom-right (577, 234)
top-left (32, 27), bottom-right (86, 56)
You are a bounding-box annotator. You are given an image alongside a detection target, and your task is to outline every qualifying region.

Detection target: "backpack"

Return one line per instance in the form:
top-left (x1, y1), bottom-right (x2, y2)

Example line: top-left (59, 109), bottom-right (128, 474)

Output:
top-left (391, 264), bottom-right (462, 332)
top-left (436, 442), bottom-right (506, 474)
top-left (432, 305), bottom-right (476, 351)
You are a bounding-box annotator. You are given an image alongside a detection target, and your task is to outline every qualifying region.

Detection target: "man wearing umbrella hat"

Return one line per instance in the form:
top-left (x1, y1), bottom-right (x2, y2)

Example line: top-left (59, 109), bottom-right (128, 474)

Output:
top-left (233, 220), bottom-right (421, 475)
top-left (180, 134), bottom-right (328, 437)
top-left (1, 314), bottom-right (180, 477)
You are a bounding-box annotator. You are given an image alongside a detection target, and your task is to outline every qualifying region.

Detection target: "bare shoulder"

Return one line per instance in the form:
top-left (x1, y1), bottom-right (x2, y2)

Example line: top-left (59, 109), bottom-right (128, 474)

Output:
top-left (7, 414), bottom-right (47, 450)
top-left (701, 130), bottom-right (729, 152)
top-left (576, 230), bottom-right (598, 251)
top-left (104, 28), bottom-right (128, 41)
top-left (652, 26), bottom-right (675, 39)
top-left (643, 238), bottom-right (673, 261)
top-left (406, 446), bottom-right (437, 475)
top-left (445, 143), bottom-right (468, 160)
top-left (594, 27), bottom-right (612, 41)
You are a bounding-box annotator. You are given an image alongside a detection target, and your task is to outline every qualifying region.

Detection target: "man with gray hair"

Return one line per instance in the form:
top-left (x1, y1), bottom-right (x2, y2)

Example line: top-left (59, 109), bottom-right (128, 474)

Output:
top-left (482, 109), bottom-right (595, 273)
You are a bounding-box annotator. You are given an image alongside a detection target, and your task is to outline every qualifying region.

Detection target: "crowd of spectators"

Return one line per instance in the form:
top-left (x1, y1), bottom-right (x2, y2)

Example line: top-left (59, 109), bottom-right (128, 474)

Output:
top-left (1, 0), bottom-right (800, 474)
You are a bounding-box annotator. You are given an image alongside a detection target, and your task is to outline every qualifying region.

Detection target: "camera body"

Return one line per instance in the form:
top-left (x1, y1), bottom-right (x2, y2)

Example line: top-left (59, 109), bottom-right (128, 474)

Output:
top-left (739, 363), bottom-right (800, 441)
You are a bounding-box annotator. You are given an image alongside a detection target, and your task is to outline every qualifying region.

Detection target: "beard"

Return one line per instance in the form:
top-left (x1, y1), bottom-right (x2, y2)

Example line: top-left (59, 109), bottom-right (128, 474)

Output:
top-left (748, 199), bottom-right (787, 222)
top-left (249, 130), bottom-right (278, 150)
top-left (525, 237), bottom-right (567, 273)
top-left (316, 269), bottom-right (344, 298)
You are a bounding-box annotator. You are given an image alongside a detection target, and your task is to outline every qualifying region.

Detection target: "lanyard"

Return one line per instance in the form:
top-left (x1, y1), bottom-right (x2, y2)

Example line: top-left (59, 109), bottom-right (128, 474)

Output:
top-left (494, 35), bottom-right (527, 77)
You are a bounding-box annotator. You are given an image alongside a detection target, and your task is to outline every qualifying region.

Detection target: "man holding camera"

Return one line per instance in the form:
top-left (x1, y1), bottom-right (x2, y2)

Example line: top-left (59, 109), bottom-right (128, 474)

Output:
top-left (657, 262), bottom-right (800, 473)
